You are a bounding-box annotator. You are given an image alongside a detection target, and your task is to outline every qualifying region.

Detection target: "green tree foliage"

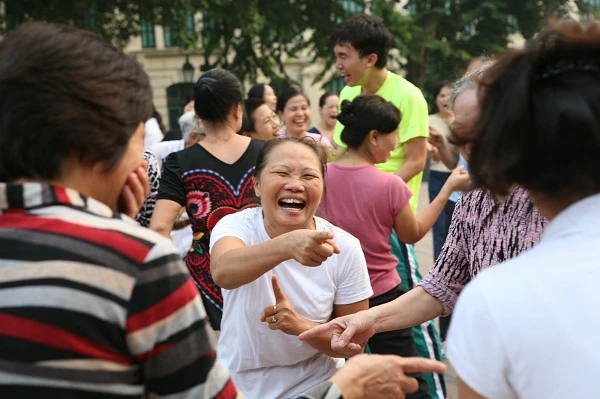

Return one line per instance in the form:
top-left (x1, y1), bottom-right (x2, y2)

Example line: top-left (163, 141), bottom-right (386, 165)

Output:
top-left (0, 0), bottom-right (194, 49)
top-left (190, 0), bottom-right (353, 85)
top-left (370, 0), bottom-right (593, 106)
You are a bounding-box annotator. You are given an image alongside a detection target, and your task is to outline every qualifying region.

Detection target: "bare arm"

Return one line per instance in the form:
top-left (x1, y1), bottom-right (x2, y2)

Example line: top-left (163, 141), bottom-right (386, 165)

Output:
top-left (459, 379), bottom-right (486, 399)
top-left (396, 137), bottom-right (427, 183)
top-left (394, 166), bottom-right (469, 244)
top-left (211, 230), bottom-right (339, 290)
top-left (150, 199), bottom-right (182, 238)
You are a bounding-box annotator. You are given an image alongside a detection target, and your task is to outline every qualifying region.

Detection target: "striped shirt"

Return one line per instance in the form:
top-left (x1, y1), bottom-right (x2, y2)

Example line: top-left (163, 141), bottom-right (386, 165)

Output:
top-left (419, 186), bottom-right (547, 316)
top-left (0, 183), bottom-right (236, 398)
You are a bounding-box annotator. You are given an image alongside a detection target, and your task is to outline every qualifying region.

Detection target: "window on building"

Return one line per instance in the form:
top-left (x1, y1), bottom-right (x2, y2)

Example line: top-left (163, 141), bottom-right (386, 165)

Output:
top-left (164, 11), bottom-right (195, 48)
top-left (141, 5), bottom-right (156, 48)
top-left (340, 0), bottom-right (364, 15)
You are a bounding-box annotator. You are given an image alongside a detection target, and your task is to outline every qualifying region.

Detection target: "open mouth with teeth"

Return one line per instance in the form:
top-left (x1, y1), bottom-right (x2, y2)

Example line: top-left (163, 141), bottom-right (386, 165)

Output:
top-left (278, 198), bottom-right (306, 211)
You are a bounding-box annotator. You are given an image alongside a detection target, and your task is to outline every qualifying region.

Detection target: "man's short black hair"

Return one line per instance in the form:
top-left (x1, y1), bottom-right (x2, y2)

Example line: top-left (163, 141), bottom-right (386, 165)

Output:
top-left (331, 14), bottom-right (392, 69)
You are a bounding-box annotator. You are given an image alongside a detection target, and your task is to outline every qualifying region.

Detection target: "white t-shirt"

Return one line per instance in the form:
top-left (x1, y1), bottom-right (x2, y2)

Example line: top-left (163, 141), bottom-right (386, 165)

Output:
top-left (210, 207), bottom-right (373, 399)
top-left (144, 117), bottom-right (164, 148)
top-left (447, 193), bottom-right (600, 399)
top-left (150, 139), bottom-right (185, 169)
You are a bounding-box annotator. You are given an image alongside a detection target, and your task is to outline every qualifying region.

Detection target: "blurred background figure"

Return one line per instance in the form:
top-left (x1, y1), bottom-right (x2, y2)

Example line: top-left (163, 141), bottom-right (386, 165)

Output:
top-left (241, 97), bottom-right (280, 140)
top-left (309, 91), bottom-right (340, 158)
top-left (144, 106), bottom-right (166, 147)
top-left (427, 81), bottom-right (454, 260)
top-left (277, 87), bottom-right (335, 151)
top-left (151, 110), bottom-right (205, 168)
top-left (151, 68), bottom-right (265, 331)
top-left (248, 82), bottom-right (278, 111)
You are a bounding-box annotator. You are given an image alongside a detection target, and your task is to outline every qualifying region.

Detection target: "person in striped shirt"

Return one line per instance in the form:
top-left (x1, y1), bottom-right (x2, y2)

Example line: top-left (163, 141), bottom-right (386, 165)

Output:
top-left (0, 21), bottom-right (446, 399)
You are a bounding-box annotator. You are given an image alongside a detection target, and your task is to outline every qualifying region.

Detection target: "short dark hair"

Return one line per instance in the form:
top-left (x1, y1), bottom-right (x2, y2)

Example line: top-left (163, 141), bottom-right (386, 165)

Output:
top-left (276, 87), bottom-right (310, 113)
top-left (242, 98), bottom-right (266, 133)
top-left (248, 83), bottom-right (266, 100)
top-left (338, 95), bottom-right (400, 149)
top-left (331, 15), bottom-right (392, 69)
top-left (431, 81), bottom-right (452, 113)
top-left (319, 92), bottom-right (337, 108)
top-left (0, 22), bottom-right (153, 182)
top-left (255, 137), bottom-right (327, 184)
top-left (194, 68), bottom-right (243, 123)
top-left (469, 20), bottom-right (600, 200)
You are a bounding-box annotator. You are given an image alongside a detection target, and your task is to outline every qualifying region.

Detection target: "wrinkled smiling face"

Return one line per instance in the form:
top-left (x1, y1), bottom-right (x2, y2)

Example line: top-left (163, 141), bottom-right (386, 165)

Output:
top-left (320, 95), bottom-right (339, 128)
top-left (254, 141), bottom-right (324, 237)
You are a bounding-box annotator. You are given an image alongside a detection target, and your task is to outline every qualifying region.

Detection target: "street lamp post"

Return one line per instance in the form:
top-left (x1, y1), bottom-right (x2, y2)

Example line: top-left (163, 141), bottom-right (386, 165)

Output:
top-left (182, 55), bottom-right (194, 83)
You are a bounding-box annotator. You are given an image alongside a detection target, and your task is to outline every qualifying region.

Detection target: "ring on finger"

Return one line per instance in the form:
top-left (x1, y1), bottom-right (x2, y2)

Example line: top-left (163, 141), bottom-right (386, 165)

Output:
top-left (273, 305), bottom-right (277, 314)
top-left (272, 316), bottom-right (277, 323)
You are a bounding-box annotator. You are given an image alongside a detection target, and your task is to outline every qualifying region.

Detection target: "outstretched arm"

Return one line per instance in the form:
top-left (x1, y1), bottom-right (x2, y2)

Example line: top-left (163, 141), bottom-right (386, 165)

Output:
top-left (299, 287), bottom-right (444, 355)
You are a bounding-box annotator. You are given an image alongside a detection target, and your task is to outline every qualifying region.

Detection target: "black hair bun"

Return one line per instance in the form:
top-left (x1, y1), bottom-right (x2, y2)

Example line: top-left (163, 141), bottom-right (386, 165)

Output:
top-left (338, 99), bottom-right (355, 126)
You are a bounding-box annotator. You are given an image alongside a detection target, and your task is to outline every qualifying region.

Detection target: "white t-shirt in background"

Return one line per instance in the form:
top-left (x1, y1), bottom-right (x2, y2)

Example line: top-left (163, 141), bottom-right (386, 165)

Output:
top-left (447, 193), bottom-right (600, 399)
top-left (210, 207), bottom-right (373, 399)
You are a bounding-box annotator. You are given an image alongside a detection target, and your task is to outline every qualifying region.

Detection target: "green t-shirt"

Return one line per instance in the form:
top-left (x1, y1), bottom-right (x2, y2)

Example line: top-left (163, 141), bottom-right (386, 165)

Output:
top-left (334, 71), bottom-right (429, 212)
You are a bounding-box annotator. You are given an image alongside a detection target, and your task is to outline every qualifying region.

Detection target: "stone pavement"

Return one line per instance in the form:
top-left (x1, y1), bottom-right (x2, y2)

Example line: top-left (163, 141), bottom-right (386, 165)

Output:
top-left (414, 182), bottom-right (458, 399)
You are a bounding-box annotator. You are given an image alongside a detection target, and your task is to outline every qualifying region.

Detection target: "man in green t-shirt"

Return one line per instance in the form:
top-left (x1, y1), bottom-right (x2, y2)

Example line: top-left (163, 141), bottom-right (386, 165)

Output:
top-left (330, 15), bottom-right (444, 399)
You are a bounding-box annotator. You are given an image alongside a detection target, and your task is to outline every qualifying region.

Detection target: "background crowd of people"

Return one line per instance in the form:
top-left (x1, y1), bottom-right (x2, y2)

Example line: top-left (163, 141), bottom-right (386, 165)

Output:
top-left (0, 11), bottom-right (598, 399)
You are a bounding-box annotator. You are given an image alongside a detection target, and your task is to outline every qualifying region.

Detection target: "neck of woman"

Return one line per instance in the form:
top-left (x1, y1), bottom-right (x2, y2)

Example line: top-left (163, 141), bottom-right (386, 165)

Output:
top-left (202, 121), bottom-right (239, 143)
top-left (336, 147), bottom-right (374, 167)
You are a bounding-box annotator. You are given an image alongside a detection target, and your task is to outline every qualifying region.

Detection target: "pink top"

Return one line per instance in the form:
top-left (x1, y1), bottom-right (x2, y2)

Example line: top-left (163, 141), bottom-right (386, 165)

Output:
top-left (278, 130), bottom-right (334, 148)
top-left (320, 163), bottom-right (412, 297)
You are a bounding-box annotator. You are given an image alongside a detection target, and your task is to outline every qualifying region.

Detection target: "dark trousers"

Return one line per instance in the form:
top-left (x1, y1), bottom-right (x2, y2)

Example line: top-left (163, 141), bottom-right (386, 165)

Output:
top-left (438, 199), bottom-right (457, 342)
top-left (428, 171), bottom-right (451, 260)
top-left (369, 285), bottom-right (432, 399)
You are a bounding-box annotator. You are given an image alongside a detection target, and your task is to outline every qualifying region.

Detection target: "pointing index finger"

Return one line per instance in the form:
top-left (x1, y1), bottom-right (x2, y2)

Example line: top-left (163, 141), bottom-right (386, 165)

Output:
top-left (271, 274), bottom-right (287, 302)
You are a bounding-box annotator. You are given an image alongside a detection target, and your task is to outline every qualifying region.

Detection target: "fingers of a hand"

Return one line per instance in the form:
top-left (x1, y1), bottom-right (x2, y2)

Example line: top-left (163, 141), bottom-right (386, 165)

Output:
top-left (323, 239), bottom-right (341, 254)
top-left (120, 185), bottom-right (136, 218)
top-left (298, 322), bottom-right (335, 341)
top-left (271, 275), bottom-right (287, 302)
top-left (260, 311), bottom-right (266, 322)
top-left (136, 166), bottom-right (150, 198)
top-left (311, 230), bottom-right (334, 244)
top-left (313, 243), bottom-right (334, 258)
top-left (126, 172), bottom-right (146, 208)
top-left (400, 357), bottom-right (447, 374)
top-left (400, 376), bottom-right (419, 395)
top-left (343, 342), bottom-right (363, 355)
top-left (336, 322), bottom-right (358, 347)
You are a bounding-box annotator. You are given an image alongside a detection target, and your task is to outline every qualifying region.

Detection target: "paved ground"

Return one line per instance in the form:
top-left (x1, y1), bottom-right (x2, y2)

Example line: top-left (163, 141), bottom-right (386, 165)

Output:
top-left (414, 182), bottom-right (458, 399)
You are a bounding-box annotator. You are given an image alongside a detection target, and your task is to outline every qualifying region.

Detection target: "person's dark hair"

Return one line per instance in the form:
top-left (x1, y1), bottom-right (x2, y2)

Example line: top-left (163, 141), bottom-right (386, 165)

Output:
top-left (242, 98), bottom-right (266, 133)
top-left (248, 83), bottom-right (266, 100)
top-left (469, 20), bottom-right (600, 201)
top-left (319, 92), bottom-right (337, 108)
top-left (338, 95), bottom-right (400, 149)
top-left (0, 22), bottom-right (153, 182)
top-left (331, 15), bottom-right (392, 69)
top-left (255, 137), bottom-right (327, 184)
top-left (431, 81), bottom-right (452, 113)
top-left (276, 87), bottom-right (310, 113)
top-left (194, 68), bottom-right (243, 123)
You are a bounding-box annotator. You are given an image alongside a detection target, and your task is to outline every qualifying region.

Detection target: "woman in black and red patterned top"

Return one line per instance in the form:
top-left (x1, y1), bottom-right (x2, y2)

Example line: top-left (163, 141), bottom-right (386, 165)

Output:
top-left (151, 68), bottom-right (265, 330)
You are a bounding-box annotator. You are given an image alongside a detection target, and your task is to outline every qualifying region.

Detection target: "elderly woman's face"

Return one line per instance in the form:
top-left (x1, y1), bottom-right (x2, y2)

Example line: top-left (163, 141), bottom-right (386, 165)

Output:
top-left (450, 89), bottom-right (480, 161)
top-left (254, 141), bottom-right (324, 237)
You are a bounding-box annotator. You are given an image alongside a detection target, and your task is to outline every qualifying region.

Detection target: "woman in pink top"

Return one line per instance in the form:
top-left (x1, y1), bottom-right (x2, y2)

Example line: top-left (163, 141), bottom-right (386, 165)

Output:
top-left (276, 87), bottom-right (335, 152)
top-left (319, 94), bottom-right (468, 398)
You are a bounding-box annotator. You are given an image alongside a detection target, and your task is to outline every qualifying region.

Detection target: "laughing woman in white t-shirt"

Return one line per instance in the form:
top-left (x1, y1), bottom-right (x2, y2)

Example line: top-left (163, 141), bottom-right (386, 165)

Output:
top-left (209, 137), bottom-right (372, 399)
